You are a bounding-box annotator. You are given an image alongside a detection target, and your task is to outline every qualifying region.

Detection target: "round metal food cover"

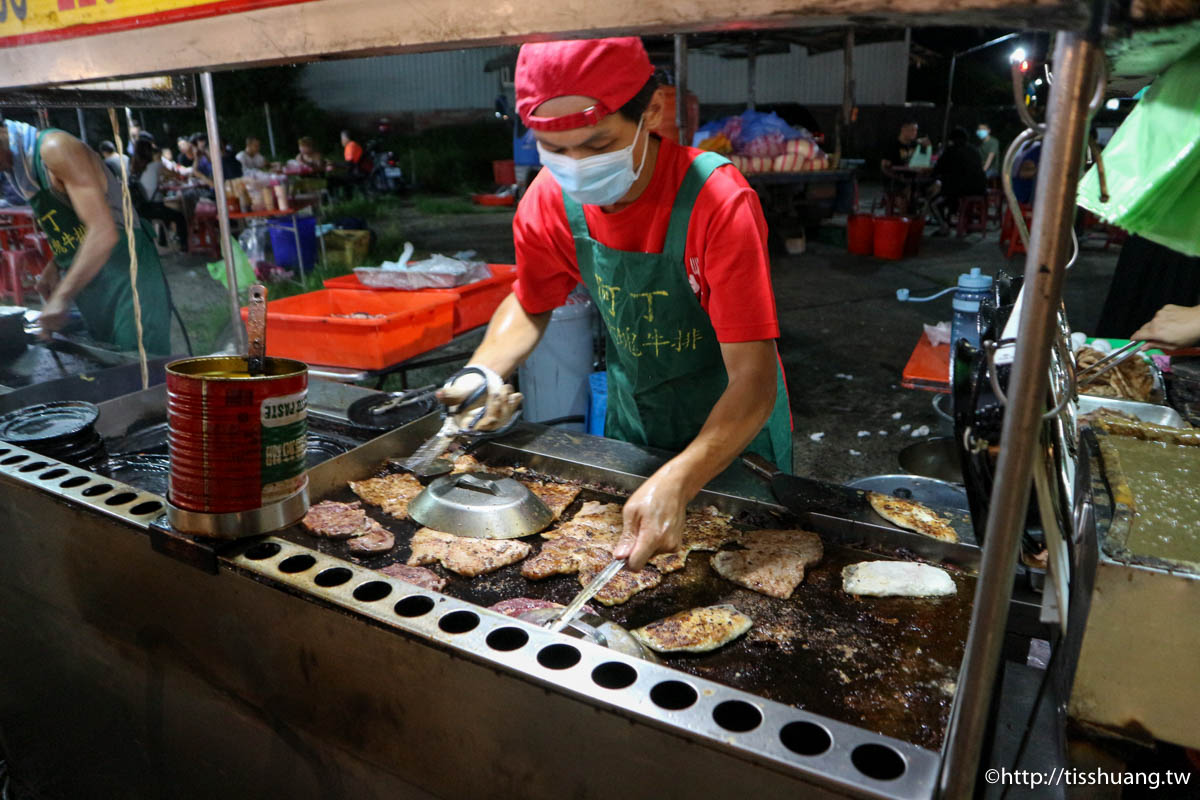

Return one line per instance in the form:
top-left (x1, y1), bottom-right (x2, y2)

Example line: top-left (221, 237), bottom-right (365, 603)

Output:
top-left (0, 401), bottom-right (100, 444)
top-left (408, 472), bottom-right (553, 538)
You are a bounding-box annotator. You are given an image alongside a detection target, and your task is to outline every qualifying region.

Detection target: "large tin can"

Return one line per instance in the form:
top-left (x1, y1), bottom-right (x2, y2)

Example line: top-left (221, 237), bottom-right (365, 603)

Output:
top-left (166, 356), bottom-right (308, 514)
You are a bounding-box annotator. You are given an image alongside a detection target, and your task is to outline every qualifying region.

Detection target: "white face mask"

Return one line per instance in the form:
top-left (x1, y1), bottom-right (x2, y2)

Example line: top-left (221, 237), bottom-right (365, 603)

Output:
top-left (537, 116), bottom-right (647, 206)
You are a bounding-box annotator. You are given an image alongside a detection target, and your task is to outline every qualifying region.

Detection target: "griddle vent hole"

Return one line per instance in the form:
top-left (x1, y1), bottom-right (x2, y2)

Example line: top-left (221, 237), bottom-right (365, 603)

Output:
top-left (592, 662), bottom-right (637, 690)
top-left (851, 743), bottom-right (906, 781)
top-left (244, 542), bottom-right (282, 560)
top-left (19, 461), bottom-right (51, 473)
top-left (82, 483), bottom-right (114, 497)
top-left (1, 454), bottom-right (29, 465)
top-left (650, 680), bottom-right (697, 710)
top-left (0, 448), bottom-right (9, 456)
top-left (314, 567), bottom-right (353, 588)
top-left (713, 700), bottom-right (762, 732)
top-left (278, 554), bottom-right (317, 574)
top-left (60, 476), bottom-right (89, 488)
top-left (438, 610), bottom-right (480, 634)
top-left (780, 721), bottom-right (832, 756)
top-left (394, 595), bottom-right (435, 617)
top-left (104, 491), bottom-right (138, 506)
top-left (130, 501), bottom-right (164, 516)
top-left (353, 581), bottom-right (393, 603)
top-left (38, 468), bottom-right (69, 481)
top-left (537, 644), bottom-right (581, 670)
top-left (486, 627), bottom-right (529, 652)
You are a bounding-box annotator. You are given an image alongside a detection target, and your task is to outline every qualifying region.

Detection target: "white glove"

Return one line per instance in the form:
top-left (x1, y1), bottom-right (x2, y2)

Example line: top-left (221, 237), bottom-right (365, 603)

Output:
top-left (436, 365), bottom-right (523, 433)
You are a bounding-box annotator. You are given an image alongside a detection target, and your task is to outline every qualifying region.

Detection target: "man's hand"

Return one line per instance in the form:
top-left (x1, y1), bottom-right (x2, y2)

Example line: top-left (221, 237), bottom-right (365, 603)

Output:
top-left (613, 470), bottom-right (688, 570)
top-left (1132, 304), bottom-right (1200, 350)
top-left (38, 294), bottom-right (71, 339)
top-left (435, 365), bottom-right (523, 432)
top-left (35, 262), bottom-right (60, 300)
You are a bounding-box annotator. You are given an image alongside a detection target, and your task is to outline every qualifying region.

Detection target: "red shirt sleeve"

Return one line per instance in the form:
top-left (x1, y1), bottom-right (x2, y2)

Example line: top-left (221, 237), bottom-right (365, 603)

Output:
top-left (511, 169), bottom-right (582, 315)
top-left (689, 165), bottom-right (780, 342)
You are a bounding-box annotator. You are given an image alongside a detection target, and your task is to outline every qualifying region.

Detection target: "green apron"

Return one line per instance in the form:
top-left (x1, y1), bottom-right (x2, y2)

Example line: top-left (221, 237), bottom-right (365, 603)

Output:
top-left (566, 151), bottom-right (793, 472)
top-left (30, 130), bottom-right (171, 355)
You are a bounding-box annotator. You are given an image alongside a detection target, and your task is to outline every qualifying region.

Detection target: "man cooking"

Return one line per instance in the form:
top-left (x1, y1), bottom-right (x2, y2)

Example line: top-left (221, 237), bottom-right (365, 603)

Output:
top-left (0, 115), bottom-right (171, 354)
top-left (436, 37), bottom-right (790, 571)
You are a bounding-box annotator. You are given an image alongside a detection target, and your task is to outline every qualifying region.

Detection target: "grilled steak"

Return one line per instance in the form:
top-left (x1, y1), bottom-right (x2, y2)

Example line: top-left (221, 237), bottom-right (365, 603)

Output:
top-left (842, 561), bottom-right (956, 597)
top-left (377, 563), bottom-right (447, 592)
top-left (867, 493), bottom-right (959, 543)
top-left (407, 528), bottom-right (532, 577)
top-left (349, 473), bottom-right (425, 519)
top-left (631, 605), bottom-right (753, 653)
top-left (346, 518), bottom-right (396, 554)
top-left (488, 597), bottom-right (597, 618)
top-left (711, 529), bottom-right (824, 599)
top-left (302, 500), bottom-right (370, 539)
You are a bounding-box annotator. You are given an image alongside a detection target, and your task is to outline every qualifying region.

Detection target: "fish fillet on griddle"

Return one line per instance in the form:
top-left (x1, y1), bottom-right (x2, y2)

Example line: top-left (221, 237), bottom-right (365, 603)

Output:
top-left (407, 528), bottom-right (531, 577)
top-left (842, 561), bottom-right (956, 597)
top-left (711, 529), bottom-right (824, 599)
top-left (867, 492), bottom-right (958, 543)
top-left (649, 506), bottom-right (737, 573)
top-left (349, 473), bottom-right (424, 519)
top-left (631, 605), bottom-right (753, 653)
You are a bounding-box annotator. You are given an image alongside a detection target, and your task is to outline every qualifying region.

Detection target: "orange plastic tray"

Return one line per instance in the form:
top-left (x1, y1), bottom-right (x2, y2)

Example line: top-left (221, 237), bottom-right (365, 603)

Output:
top-left (240, 289), bottom-right (455, 370)
top-left (322, 264), bottom-right (517, 335)
top-left (901, 335), bottom-right (951, 393)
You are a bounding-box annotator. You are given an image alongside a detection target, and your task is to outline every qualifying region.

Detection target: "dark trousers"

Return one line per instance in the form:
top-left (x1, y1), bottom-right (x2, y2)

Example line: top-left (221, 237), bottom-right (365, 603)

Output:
top-left (140, 202), bottom-right (188, 252)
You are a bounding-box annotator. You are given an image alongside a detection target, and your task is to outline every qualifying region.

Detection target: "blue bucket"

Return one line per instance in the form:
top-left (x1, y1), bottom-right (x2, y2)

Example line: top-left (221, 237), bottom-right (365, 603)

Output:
top-left (268, 215), bottom-right (317, 271)
top-left (586, 371), bottom-right (607, 436)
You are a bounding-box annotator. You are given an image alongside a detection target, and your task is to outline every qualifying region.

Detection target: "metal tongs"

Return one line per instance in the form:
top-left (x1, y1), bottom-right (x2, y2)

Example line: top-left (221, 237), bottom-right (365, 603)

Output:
top-left (402, 366), bottom-right (522, 477)
top-left (1075, 340), bottom-right (1146, 390)
top-left (545, 558), bottom-right (626, 634)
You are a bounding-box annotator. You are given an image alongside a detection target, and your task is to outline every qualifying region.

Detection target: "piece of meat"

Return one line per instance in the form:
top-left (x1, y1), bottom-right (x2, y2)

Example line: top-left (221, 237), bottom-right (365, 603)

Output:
top-left (521, 535), bottom-right (607, 580)
top-left (407, 528), bottom-right (532, 577)
top-left (631, 605), bottom-right (753, 653)
top-left (488, 597), bottom-right (597, 618)
top-left (867, 492), bottom-right (959, 543)
top-left (711, 529), bottom-right (824, 599)
top-left (301, 500), bottom-right (370, 539)
top-left (540, 500), bottom-right (625, 550)
top-left (450, 453), bottom-right (515, 476)
top-left (349, 473), bottom-right (424, 519)
top-left (346, 517), bottom-right (395, 553)
top-left (842, 561), bottom-right (956, 597)
top-left (648, 506), bottom-right (738, 573)
top-left (520, 480), bottom-right (581, 519)
top-left (577, 550), bottom-right (662, 606)
top-left (377, 563), bottom-right (447, 592)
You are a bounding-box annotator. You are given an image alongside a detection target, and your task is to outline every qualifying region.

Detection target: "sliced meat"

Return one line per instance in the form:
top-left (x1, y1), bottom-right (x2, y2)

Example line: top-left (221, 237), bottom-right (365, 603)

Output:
top-left (578, 550), bottom-right (662, 606)
top-left (631, 605), bottom-right (753, 653)
top-left (711, 529), bottom-right (824, 599)
top-left (488, 597), bottom-right (597, 618)
top-left (377, 563), bottom-right (447, 592)
top-left (842, 561), bottom-right (957, 597)
top-left (649, 506), bottom-right (738, 573)
top-left (867, 492), bottom-right (959, 543)
top-left (349, 473), bottom-right (425, 519)
top-left (301, 500), bottom-right (370, 539)
top-left (407, 528), bottom-right (532, 577)
top-left (520, 480), bottom-right (581, 519)
top-left (346, 518), bottom-right (395, 554)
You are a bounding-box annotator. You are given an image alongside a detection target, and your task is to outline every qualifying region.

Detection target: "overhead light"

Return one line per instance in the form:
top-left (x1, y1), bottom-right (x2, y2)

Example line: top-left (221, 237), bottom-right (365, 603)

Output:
top-left (1010, 47), bottom-right (1027, 63)
top-left (1105, 98), bottom-right (1121, 110)
top-left (1034, 78), bottom-right (1044, 86)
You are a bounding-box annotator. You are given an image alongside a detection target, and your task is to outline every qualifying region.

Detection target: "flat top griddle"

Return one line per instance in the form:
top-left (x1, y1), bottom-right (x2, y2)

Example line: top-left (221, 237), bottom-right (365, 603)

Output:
top-left (277, 458), bottom-right (973, 751)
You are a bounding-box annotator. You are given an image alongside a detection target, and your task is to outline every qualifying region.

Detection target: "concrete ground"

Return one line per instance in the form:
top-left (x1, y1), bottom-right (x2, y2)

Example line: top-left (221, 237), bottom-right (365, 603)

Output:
top-left (160, 192), bottom-right (1120, 486)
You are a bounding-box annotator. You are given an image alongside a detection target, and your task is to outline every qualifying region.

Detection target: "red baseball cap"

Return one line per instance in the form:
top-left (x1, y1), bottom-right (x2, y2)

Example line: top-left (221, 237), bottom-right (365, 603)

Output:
top-left (515, 38), bottom-right (654, 132)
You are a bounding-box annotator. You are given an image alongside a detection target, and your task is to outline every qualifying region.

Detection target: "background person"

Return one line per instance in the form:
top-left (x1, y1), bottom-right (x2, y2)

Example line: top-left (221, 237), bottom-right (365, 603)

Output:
top-left (975, 122), bottom-right (1000, 178)
top-left (236, 136), bottom-right (267, 173)
top-left (131, 139), bottom-right (187, 253)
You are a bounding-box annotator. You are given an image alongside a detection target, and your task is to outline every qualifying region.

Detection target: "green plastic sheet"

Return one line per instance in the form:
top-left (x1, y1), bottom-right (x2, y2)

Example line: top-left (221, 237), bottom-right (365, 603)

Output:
top-left (1078, 44), bottom-right (1200, 257)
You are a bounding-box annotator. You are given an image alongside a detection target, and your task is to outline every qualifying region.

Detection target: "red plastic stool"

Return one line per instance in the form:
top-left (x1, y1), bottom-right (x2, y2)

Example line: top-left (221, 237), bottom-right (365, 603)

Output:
top-left (956, 196), bottom-right (989, 237)
top-left (20, 233), bottom-right (51, 273)
top-left (1000, 204), bottom-right (1034, 258)
top-left (189, 203), bottom-right (221, 259)
top-left (1, 249), bottom-right (41, 305)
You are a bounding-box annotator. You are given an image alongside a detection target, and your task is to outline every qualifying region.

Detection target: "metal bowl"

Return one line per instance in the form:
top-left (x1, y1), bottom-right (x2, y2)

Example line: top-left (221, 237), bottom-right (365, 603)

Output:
top-left (408, 472), bottom-right (553, 539)
top-left (897, 436), bottom-right (963, 484)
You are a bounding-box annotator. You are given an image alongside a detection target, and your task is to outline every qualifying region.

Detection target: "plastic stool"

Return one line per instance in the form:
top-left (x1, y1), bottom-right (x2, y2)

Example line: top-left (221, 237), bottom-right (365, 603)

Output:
top-left (956, 196), bottom-right (989, 237)
top-left (189, 204), bottom-right (221, 259)
top-left (1, 249), bottom-right (40, 305)
top-left (1000, 204), bottom-right (1034, 258)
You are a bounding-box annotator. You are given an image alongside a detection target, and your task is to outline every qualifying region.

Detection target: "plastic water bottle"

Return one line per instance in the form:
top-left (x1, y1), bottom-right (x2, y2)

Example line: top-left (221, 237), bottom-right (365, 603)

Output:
top-left (950, 268), bottom-right (993, 352)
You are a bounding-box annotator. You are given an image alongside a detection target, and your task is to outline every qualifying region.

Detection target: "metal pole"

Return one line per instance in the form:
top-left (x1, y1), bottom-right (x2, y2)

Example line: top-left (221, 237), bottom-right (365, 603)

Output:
top-left (747, 44), bottom-right (757, 111)
top-left (674, 34), bottom-right (688, 145)
top-left (839, 29), bottom-right (855, 162)
top-left (941, 55), bottom-right (957, 148)
top-left (75, 108), bottom-right (87, 146)
top-left (264, 101), bottom-right (277, 158)
top-left (201, 71), bottom-right (247, 353)
top-left (937, 32), bottom-right (1101, 799)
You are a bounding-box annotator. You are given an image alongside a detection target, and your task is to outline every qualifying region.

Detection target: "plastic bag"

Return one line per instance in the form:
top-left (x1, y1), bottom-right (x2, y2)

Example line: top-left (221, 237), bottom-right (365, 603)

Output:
top-left (206, 240), bottom-right (256, 291)
top-left (1078, 44), bottom-right (1200, 256)
top-left (356, 251), bottom-right (490, 289)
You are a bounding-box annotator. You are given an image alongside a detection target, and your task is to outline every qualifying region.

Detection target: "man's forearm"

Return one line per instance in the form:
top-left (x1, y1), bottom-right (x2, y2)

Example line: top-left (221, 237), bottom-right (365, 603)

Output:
top-left (51, 227), bottom-right (118, 304)
top-left (467, 292), bottom-right (552, 379)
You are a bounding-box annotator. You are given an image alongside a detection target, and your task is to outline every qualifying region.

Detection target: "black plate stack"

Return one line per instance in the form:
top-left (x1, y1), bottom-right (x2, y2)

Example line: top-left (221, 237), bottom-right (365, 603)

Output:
top-left (0, 401), bottom-right (105, 470)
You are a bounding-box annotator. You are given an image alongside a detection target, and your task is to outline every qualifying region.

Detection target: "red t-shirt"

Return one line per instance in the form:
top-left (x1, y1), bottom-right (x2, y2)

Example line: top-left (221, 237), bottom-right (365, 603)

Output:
top-left (513, 137), bottom-right (780, 343)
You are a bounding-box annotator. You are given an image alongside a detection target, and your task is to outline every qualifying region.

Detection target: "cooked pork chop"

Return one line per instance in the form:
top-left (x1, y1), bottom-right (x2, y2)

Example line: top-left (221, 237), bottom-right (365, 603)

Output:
top-left (521, 480), bottom-right (581, 519)
top-left (407, 528), bottom-right (531, 577)
top-left (867, 492), bottom-right (958, 543)
top-left (346, 518), bottom-right (396, 554)
top-left (349, 473), bottom-right (425, 519)
top-left (649, 506), bottom-right (737, 573)
top-left (577, 551), bottom-right (662, 606)
top-left (521, 535), bottom-right (606, 580)
top-left (488, 597), bottom-right (597, 618)
top-left (711, 529), bottom-right (824, 599)
top-left (842, 561), bottom-right (956, 597)
top-left (301, 500), bottom-right (370, 539)
top-left (377, 563), bottom-right (447, 592)
top-left (631, 605), bottom-right (753, 653)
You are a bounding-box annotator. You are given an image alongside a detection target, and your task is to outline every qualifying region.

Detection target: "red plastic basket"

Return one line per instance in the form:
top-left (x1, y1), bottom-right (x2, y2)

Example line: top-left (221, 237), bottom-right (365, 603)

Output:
top-left (240, 289), bottom-right (455, 370)
top-left (322, 264), bottom-right (517, 335)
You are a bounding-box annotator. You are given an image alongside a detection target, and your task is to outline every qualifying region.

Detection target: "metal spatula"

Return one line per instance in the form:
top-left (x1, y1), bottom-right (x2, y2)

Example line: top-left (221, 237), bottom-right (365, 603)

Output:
top-left (245, 284), bottom-right (268, 376)
top-left (545, 558), bottom-right (625, 634)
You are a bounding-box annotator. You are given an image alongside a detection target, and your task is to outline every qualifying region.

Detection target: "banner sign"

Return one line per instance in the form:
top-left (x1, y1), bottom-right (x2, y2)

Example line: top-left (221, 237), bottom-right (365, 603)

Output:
top-left (1, 0), bottom-right (318, 48)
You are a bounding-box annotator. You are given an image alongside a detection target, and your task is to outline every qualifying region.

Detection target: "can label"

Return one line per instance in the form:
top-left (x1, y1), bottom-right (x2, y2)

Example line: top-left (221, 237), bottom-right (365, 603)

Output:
top-left (260, 390), bottom-right (307, 504)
